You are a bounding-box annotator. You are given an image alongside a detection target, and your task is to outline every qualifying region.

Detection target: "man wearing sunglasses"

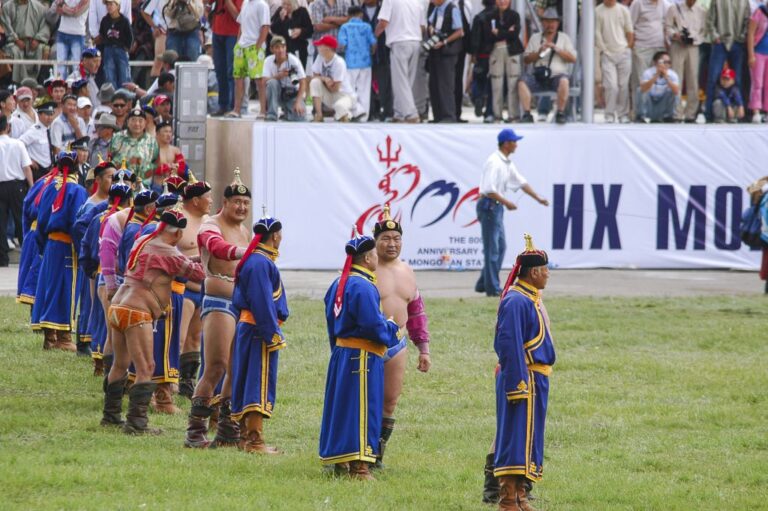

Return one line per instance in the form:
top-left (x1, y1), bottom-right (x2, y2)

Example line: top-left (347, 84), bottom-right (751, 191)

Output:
top-left (109, 91), bottom-right (132, 131)
top-left (636, 50), bottom-right (680, 123)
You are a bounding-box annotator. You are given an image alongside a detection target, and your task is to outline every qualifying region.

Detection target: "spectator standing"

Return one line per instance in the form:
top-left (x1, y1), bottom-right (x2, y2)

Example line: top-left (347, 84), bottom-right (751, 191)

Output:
top-left (310, 34), bottom-right (356, 121)
top-left (712, 67), bottom-right (745, 121)
top-left (665, 0), bottom-right (706, 122)
top-left (56, 0), bottom-right (91, 78)
top-left (88, 0), bottom-right (131, 40)
top-left (629, 0), bottom-right (668, 114)
top-left (270, 0), bottom-right (314, 68)
top-left (747, 1), bottom-right (768, 123)
top-left (468, 0), bottom-right (496, 122)
top-left (228, 0), bottom-right (271, 118)
top-left (1, 0), bottom-right (51, 83)
top-left (705, 0), bottom-right (751, 121)
top-left (453, 0), bottom-right (472, 122)
top-left (309, 0), bottom-right (350, 42)
top-left (109, 105), bottom-right (159, 179)
top-left (263, 35), bottom-right (307, 121)
top-left (9, 88), bottom-right (38, 139)
top-left (97, 0), bottom-right (133, 90)
top-left (517, 8), bottom-right (577, 124)
top-left (141, 0), bottom-right (168, 79)
top-left (596, 0), bottom-right (634, 123)
top-left (19, 101), bottom-right (57, 180)
top-left (162, 0), bottom-right (203, 61)
top-left (69, 48), bottom-right (102, 108)
top-left (0, 115), bottom-right (32, 267)
top-left (338, 6), bottom-right (377, 121)
top-left (375, 0), bottom-right (427, 123)
top-left (88, 113), bottom-right (117, 165)
top-left (475, 128), bottom-right (548, 297)
top-left (425, 0), bottom-right (464, 123)
top-left (637, 50), bottom-right (680, 122)
top-left (0, 91), bottom-right (16, 119)
top-left (362, 0), bottom-right (393, 121)
top-left (51, 95), bottom-right (87, 153)
top-left (487, 0), bottom-right (524, 122)
top-left (209, 0), bottom-right (242, 115)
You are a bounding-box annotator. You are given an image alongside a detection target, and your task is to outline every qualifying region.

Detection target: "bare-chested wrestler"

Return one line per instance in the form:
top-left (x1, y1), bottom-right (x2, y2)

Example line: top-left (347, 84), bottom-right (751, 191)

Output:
top-left (373, 205), bottom-right (432, 468)
top-left (185, 169), bottom-right (251, 448)
top-left (177, 171), bottom-right (213, 399)
top-left (151, 118), bottom-right (184, 193)
top-left (101, 206), bottom-right (205, 434)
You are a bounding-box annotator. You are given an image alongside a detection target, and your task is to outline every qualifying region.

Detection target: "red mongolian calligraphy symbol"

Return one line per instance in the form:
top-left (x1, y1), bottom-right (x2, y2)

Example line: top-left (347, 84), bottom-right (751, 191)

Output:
top-left (377, 135), bottom-right (402, 167)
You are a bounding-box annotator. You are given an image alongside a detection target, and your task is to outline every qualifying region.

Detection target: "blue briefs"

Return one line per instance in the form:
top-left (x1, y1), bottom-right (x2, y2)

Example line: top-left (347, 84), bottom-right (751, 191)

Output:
top-left (183, 286), bottom-right (203, 309)
top-left (383, 335), bottom-right (408, 363)
top-left (201, 294), bottom-right (238, 320)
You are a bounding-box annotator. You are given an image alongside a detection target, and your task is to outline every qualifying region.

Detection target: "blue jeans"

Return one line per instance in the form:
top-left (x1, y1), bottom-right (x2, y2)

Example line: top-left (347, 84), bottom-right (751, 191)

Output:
top-left (213, 33), bottom-right (236, 112)
top-left (102, 45), bottom-right (130, 90)
top-left (636, 88), bottom-right (678, 121)
top-left (705, 42), bottom-right (745, 120)
top-left (265, 79), bottom-right (304, 121)
top-left (56, 32), bottom-right (85, 78)
top-left (476, 197), bottom-right (506, 295)
top-left (167, 29), bottom-right (201, 62)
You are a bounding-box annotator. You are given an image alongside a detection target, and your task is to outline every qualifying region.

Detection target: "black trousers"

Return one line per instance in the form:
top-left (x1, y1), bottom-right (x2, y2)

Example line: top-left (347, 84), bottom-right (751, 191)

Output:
top-left (454, 50), bottom-right (466, 119)
top-left (371, 57), bottom-right (394, 120)
top-left (0, 179), bottom-right (27, 266)
top-left (428, 53), bottom-right (459, 122)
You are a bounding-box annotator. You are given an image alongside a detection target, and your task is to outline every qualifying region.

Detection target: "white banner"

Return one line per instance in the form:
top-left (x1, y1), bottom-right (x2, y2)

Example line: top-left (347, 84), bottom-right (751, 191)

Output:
top-left (252, 124), bottom-right (767, 270)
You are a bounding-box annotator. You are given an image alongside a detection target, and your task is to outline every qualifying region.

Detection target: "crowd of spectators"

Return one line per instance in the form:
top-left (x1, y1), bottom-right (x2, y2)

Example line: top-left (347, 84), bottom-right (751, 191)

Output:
top-left (0, 0), bottom-right (767, 124)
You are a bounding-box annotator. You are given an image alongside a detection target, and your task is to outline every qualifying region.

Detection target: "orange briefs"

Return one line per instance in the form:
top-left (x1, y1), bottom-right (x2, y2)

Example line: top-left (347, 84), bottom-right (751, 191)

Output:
top-left (108, 305), bottom-right (153, 332)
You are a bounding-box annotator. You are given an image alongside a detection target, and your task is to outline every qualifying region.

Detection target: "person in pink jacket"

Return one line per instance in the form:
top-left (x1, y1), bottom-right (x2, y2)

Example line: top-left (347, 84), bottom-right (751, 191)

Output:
top-left (747, 3), bottom-right (768, 123)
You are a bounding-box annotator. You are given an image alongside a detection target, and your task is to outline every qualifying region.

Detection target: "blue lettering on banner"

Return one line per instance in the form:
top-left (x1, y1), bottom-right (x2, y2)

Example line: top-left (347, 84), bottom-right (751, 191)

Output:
top-left (657, 185), bottom-right (706, 250)
top-left (552, 184), bottom-right (622, 250)
top-left (714, 186), bottom-right (741, 250)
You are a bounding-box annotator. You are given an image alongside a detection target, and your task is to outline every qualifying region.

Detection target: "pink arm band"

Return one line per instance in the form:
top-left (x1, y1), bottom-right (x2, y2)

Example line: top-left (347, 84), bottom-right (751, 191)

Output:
top-left (99, 218), bottom-right (123, 290)
top-left (406, 292), bottom-right (430, 354)
top-left (198, 229), bottom-right (240, 260)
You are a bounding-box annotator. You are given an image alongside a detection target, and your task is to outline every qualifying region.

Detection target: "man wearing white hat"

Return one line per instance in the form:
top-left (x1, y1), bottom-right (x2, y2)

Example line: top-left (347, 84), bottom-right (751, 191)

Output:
top-left (9, 88), bottom-right (38, 139)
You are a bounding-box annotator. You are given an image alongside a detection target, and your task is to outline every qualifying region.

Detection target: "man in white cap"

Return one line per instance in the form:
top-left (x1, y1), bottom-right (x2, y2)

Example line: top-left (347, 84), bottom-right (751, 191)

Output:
top-left (9, 88), bottom-right (38, 139)
top-left (77, 97), bottom-right (94, 133)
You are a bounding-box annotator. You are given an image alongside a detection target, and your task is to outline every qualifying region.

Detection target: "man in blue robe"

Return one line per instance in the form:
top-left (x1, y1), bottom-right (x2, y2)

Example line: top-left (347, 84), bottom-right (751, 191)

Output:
top-left (228, 214), bottom-right (287, 453)
top-left (493, 234), bottom-right (556, 511)
top-left (319, 233), bottom-right (401, 480)
top-left (32, 152), bottom-right (87, 351)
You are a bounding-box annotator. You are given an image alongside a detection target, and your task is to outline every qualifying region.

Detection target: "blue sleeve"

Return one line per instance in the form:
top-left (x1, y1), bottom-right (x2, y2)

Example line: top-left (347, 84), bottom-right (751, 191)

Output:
top-left (69, 188), bottom-right (88, 254)
top-left (494, 297), bottom-right (531, 402)
top-left (451, 5), bottom-right (462, 30)
top-left (350, 282), bottom-right (399, 348)
top-left (338, 24), bottom-right (348, 47)
top-left (247, 259), bottom-right (283, 343)
top-left (273, 267), bottom-right (289, 322)
top-left (367, 25), bottom-right (376, 45)
top-left (79, 216), bottom-right (101, 277)
top-left (716, 87), bottom-right (730, 106)
top-left (72, 204), bottom-right (91, 249)
top-left (324, 281), bottom-right (338, 349)
top-left (731, 88), bottom-right (744, 107)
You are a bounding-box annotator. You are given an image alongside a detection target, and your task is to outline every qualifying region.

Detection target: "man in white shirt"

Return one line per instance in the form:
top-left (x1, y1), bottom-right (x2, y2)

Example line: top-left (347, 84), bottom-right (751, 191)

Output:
top-left (56, 0), bottom-right (91, 78)
top-left (475, 129), bottom-right (548, 297)
top-left (228, 0), bottom-right (271, 117)
top-left (636, 50), bottom-right (680, 122)
top-left (665, 0), bottom-right (706, 122)
top-left (375, 0), bottom-right (427, 123)
top-left (19, 101), bottom-right (58, 180)
top-left (0, 114), bottom-right (33, 266)
top-left (263, 36), bottom-right (307, 121)
top-left (9, 87), bottom-right (38, 139)
top-left (309, 35), bottom-right (357, 121)
top-left (50, 95), bottom-right (87, 154)
top-left (596, 0), bottom-right (635, 123)
top-left (629, 0), bottom-right (668, 109)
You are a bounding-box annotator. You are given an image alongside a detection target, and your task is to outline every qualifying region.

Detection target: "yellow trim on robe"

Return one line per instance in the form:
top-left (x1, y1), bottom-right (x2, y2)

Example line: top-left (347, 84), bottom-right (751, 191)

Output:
top-left (30, 220), bottom-right (38, 231)
top-left (350, 264), bottom-right (377, 283)
top-left (337, 337), bottom-right (387, 357)
top-left (16, 294), bottom-right (35, 305)
top-left (528, 364), bottom-right (552, 376)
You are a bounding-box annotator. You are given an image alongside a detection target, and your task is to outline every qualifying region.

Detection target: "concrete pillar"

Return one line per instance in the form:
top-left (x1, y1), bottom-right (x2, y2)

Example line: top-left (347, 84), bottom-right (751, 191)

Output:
top-left (515, 0), bottom-right (526, 38)
top-left (564, 0), bottom-right (578, 44)
top-left (580, 0), bottom-right (595, 123)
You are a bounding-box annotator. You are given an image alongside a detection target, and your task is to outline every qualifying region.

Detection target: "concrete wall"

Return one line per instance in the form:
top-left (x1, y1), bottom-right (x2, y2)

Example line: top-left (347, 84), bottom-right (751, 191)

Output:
top-left (204, 117), bottom-right (254, 222)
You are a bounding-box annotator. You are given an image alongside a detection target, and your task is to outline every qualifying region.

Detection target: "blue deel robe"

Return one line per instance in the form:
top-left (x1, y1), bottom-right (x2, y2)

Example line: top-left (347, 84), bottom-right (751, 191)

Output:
top-left (318, 264), bottom-right (400, 465)
top-left (16, 177), bottom-right (49, 305)
top-left (230, 244), bottom-right (288, 421)
top-left (493, 280), bottom-right (556, 482)
top-left (80, 208), bottom-right (111, 358)
top-left (31, 176), bottom-right (87, 331)
top-left (72, 199), bottom-right (108, 342)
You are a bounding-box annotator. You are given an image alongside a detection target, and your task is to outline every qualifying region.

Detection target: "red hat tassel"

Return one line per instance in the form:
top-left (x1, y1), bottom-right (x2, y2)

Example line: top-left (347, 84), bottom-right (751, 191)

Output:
top-left (52, 167), bottom-right (69, 213)
top-left (333, 254), bottom-right (353, 318)
top-left (34, 168), bottom-right (59, 206)
top-left (500, 259), bottom-right (521, 300)
top-left (135, 212), bottom-right (157, 240)
top-left (234, 233), bottom-right (262, 284)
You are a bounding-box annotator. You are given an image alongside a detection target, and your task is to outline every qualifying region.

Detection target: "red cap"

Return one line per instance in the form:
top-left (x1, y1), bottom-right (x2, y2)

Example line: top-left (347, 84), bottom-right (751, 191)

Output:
top-left (313, 35), bottom-right (338, 50)
top-left (721, 68), bottom-right (735, 80)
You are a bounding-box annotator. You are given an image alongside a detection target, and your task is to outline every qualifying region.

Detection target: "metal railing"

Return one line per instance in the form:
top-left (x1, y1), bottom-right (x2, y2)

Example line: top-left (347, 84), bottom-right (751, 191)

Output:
top-left (0, 59), bottom-right (154, 66)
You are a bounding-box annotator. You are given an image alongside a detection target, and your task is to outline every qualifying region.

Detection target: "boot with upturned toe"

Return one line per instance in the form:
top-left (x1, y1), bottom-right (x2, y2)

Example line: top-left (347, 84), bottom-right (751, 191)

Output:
top-left (516, 476), bottom-right (538, 511)
top-left (241, 412), bottom-right (279, 454)
top-left (42, 328), bottom-right (56, 350)
top-left (497, 476), bottom-right (521, 511)
top-left (349, 461), bottom-right (375, 481)
top-left (152, 383), bottom-right (181, 414)
top-left (54, 330), bottom-right (77, 352)
top-left (184, 397), bottom-right (213, 448)
top-left (210, 398), bottom-right (240, 448)
top-left (123, 382), bottom-right (163, 435)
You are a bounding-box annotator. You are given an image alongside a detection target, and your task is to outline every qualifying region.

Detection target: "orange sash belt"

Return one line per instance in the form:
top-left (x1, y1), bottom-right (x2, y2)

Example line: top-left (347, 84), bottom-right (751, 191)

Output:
top-left (171, 281), bottom-right (186, 294)
top-left (336, 337), bottom-right (387, 357)
top-left (48, 232), bottom-right (73, 243)
top-left (240, 310), bottom-right (256, 325)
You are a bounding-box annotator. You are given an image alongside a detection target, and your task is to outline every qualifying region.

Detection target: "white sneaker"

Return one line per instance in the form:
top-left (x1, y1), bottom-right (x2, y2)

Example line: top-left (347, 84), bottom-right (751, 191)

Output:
top-left (7, 238), bottom-right (15, 250)
top-left (604, 114), bottom-right (615, 123)
top-left (619, 115), bottom-right (631, 124)
top-left (752, 112), bottom-right (763, 124)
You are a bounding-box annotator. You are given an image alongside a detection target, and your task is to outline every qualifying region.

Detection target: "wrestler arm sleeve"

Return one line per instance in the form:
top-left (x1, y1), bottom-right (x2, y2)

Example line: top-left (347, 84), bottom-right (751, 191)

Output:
top-left (178, 257), bottom-right (206, 283)
top-left (198, 228), bottom-right (242, 260)
top-left (99, 221), bottom-right (121, 290)
top-left (406, 291), bottom-right (430, 354)
top-left (354, 284), bottom-right (401, 348)
top-left (494, 299), bottom-right (530, 402)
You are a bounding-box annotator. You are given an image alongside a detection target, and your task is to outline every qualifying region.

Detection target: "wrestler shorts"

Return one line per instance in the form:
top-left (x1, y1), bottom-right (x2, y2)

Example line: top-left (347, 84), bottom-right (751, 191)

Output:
top-left (233, 44), bottom-right (265, 79)
top-left (183, 287), bottom-right (203, 309)
top-left (383, 334), bottom-right (408, 362)
top-left (108, 305), bottom-right (153, 332)
top-left (201, 294), bottom-right (238, 320)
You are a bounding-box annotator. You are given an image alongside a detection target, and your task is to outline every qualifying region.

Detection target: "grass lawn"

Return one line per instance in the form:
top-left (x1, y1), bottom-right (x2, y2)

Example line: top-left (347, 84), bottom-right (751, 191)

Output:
top-left (0, 294), bottom-right (767, 510)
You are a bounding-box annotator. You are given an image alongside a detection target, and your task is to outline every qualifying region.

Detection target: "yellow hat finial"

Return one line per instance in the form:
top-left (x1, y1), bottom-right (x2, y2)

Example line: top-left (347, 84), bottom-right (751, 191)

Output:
top-left (187, 169), bottom-right (198, 184)
top-left (97, 154), bottom-right (105, 164)
top-left (524, 233), bottom-right (535, 252)
top-left (382, 203), bottom-right (392, 221)
top-left (121, 158), bottom-right (127, 170)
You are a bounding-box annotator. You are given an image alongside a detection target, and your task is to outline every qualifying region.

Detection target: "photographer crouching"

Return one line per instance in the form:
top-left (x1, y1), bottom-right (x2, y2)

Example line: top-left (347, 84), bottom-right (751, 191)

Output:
top-left (264, 36), bottom-right (308, 121)
top-left (425, 0), bottom-right (464, 123)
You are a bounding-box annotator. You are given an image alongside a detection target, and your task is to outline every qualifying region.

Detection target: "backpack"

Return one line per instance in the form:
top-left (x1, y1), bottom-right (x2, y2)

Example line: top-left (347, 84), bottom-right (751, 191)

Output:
top-left (164, 0), bottom-right (200, 33)
top-left (740, 201), bottom-right (764, 249)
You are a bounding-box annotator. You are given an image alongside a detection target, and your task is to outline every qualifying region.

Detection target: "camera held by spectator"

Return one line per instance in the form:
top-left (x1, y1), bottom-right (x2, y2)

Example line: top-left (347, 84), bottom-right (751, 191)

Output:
top-left (422, 31), bottom-right (447, 53)
top-left (680, 27), bottom-right (694, 46)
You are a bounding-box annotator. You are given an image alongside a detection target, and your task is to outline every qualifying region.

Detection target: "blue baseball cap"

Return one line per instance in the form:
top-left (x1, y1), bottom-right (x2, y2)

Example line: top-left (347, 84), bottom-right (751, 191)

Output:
top-left (82, 47), bottom-right (101, 59)
top-left (498, 129), bottom-right (523, 144)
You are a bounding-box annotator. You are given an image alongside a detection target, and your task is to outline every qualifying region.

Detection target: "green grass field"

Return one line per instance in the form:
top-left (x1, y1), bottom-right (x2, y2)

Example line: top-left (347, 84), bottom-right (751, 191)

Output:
top-left (1, 294), bottom-right (767, 510)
